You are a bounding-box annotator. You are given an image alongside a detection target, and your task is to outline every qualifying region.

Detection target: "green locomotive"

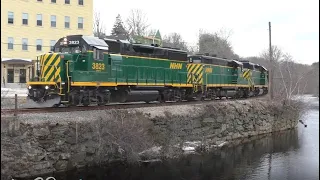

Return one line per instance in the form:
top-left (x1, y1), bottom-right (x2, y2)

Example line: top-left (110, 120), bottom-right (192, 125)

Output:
top-left (26, 35), bottom-right (268, 107)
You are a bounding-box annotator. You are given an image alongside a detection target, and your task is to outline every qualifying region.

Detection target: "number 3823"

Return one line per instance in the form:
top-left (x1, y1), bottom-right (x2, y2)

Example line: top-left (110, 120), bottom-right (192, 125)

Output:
top-left (92, 63), bottom-right (105, 71)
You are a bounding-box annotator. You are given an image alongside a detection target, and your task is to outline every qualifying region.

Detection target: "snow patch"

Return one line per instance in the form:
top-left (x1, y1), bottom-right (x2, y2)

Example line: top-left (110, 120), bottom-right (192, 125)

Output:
top-left (139, 146), bottom-right (162, 156)
top-left (292, 94), bottom-right (319, 107)
top-left (182, 141), bottom-right (202, 152)
top-left (1, 88), bottom-right (28, 97)
top-left (211, 141), bottom-right (228, 148)
top-left (183, 146), bottom-right (196, 151)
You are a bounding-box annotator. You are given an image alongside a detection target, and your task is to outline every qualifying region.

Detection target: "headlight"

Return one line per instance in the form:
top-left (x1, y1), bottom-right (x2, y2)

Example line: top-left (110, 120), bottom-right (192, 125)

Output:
top-left (45, 86), bottom-right (49, 90)
top-left (28, 86), bottom-right (32, 89)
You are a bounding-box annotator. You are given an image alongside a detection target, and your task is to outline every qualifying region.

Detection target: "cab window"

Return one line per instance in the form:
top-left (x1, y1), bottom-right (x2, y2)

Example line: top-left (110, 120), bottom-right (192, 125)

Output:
top-left (193, 59), bottom-right (202, 64)
top-left (93, 48), bottom-right (104, 61)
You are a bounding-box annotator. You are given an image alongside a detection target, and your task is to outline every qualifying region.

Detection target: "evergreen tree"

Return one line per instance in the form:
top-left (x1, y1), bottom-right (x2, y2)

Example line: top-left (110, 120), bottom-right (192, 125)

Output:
top-left (111, 14), bottom-right (128, 38)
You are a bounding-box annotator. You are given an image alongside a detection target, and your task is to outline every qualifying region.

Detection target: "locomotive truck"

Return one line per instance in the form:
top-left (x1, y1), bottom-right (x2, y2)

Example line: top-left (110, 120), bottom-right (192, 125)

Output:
top-left (26, 34), bottom-right (268, 107)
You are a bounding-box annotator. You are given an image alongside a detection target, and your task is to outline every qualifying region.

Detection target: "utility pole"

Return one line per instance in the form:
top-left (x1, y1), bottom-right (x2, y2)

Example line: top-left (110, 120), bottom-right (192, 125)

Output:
top-left (269, 22), bottom-right (274, 100)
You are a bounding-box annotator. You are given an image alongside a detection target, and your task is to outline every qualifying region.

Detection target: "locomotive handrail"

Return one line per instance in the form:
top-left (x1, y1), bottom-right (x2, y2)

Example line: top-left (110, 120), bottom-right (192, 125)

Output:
top-left (66, 61), bottom-right (71, 93)
top-left (74, 54), bottom-right (82, 63)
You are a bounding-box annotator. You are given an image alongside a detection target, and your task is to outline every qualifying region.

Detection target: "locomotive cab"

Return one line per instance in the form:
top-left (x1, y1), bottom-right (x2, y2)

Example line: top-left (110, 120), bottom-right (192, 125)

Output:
top-left (227, 60), bottom-right (243, 84)
top-left (26, 35), bottom-right (109, 107)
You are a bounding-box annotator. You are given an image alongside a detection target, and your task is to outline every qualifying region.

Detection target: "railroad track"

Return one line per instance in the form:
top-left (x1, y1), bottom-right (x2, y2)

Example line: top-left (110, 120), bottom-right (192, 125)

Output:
top-left (1, 95), bottom-right (267, 115)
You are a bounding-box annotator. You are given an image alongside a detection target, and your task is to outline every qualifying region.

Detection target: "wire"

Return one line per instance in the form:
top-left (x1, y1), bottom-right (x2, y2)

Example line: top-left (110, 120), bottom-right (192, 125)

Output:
top-left (1, 42), bottom-right (53, 47)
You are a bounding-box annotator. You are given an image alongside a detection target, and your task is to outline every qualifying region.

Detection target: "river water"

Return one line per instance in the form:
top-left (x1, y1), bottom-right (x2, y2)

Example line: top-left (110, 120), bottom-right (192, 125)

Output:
top-left (19, 96), bottom-right (320, 180)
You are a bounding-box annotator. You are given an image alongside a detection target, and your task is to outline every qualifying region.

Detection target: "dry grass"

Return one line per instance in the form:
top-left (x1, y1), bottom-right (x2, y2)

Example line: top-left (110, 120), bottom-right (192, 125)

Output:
top-left (93, 109), bottom-right (156, 163)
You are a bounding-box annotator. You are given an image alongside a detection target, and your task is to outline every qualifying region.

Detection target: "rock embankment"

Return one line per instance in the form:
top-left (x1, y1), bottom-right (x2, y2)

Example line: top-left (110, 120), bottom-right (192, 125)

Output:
top-left (1, 99), bottom-right (301, 179)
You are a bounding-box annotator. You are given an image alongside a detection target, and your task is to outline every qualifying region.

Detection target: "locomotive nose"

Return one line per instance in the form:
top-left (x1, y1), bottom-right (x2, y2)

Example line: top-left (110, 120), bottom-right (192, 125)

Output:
top-left (26, 84), bottom-right (61, 107)
top-left (39, 53), bottom-right (62, 82)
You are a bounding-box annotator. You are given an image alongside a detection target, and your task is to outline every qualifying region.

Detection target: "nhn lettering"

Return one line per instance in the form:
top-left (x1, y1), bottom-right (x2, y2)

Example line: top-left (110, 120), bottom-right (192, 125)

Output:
top-left (205, 68), bottom-right (213, 73)
top-left (170, 63), bottom-right (183, 69)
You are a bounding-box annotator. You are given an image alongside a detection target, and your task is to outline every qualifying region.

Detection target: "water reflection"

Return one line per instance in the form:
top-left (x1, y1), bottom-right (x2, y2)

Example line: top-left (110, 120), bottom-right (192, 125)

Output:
top-left (243, 109), bottom-right (319, 180)
top-left (26, 127), bottom-right (308, 180)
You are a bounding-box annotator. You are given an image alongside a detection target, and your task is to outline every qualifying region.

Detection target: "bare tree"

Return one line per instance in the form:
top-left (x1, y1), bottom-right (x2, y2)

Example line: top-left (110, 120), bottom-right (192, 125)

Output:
top-left (198, 28), bottom-right (237, 59)
top-left (277, 55), bottom-right (308, 101)
top-left (216, 27), bottom-right (234, 42)
top-left (147, 29), bottom-right (157, 36)
top-left (187, 45), bottom-right (199, 55)
top-left (126, 9), bottom-right (150, 36)
top-left (260, 45), bottom-right (283, 66)
top-left (260, 45), bottom-right (284, 99)
top-left (162, 32), bottom-right (188, 51)
top-left (309, 62), bottom-right (319, 96)
top-left (257, 46), bottom-right (318, 102)
top-left (94, 12), bottom-right (107, 38)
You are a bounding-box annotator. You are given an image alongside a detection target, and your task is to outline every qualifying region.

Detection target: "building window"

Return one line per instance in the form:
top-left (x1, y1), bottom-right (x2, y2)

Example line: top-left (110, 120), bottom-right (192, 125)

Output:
top-left (78, 17), bottom-right (83, 29)
top-left (8, 37), bottom-right (14, 49)
top-left (22, 38), bottom-right (28, 50)
top-left (65, 0), bottom-right (70, 4)
top-left (37, 0), bottom-right (42, 2)
top-left (8, 12), bottom-right (14, 24)
top-left (51, 15), bottom-right (56, 27)
top-left (79, 0), bottom-right (83, 5)
top-left (50, 40), bottom-right (56, 51)
top-left (22, 13), bottom-right (28, 25)
top-left (36, 39), bottom-right (42, 51)
top-left (51, 0), bottom-right (56, 3)
top-left (37, 14), bottom-right (42, 26)
top-left (65, 16), bottom-right (70, 28)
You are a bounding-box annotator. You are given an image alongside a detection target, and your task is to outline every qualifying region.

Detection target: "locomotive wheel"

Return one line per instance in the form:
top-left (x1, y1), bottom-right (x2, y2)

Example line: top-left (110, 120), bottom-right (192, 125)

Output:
top-left (97, 96), bottom-right (104, 106)
top-left (174, 90), bottom-right (182, 102)
top-left (157, 93), bottom-right (165, 103)
top-left (243, 89), bottom-right (249, 98)
top-left (82, 97), bottom-right (90, 106)
top-left (52, 104), bottom-right (60, 107)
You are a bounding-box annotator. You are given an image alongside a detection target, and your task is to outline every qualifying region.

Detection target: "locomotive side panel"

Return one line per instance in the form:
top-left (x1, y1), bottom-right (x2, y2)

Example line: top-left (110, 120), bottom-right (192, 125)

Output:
top-left (70, 53), bottom-right (190, 87)
top-left (109, 54), bottom-right (189, 87)
top-left (205, 65), bottom-right (235, 87)
top-left (252, 70), bottom-right (261, 86)
top-left (69, 51), bottom-right (110, 85)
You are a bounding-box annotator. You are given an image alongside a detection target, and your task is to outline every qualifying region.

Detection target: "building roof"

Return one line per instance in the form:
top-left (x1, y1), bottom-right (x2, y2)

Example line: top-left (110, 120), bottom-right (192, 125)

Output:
top-left (1, 58), bottom-right (33, 64)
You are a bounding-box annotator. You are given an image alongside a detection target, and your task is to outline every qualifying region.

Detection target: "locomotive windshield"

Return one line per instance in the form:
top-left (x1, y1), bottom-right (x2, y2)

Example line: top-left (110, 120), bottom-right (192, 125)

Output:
top-left (54, 46), bottom-right (85, 54)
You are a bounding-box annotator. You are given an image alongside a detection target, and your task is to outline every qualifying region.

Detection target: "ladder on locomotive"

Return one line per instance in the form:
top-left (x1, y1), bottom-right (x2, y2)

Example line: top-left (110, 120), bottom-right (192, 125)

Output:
top-left (192, 73), bottom-right (202, 92)
top-left (242, 69), bottom-right (255, 90)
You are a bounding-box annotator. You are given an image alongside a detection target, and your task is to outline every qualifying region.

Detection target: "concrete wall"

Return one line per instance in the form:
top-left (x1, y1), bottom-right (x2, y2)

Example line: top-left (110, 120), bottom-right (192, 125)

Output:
top-left (1, 99), bottom-right (300, 179)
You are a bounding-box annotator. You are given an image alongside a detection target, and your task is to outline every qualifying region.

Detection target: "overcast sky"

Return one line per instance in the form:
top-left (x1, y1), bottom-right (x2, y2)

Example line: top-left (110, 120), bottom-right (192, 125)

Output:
top-left (94, 0), bottom-right (319, 65)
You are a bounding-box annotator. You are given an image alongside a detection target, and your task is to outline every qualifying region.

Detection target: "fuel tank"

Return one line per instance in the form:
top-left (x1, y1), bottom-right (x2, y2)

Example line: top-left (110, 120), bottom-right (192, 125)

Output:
top-left (125, 90), bottom-right (160, 103)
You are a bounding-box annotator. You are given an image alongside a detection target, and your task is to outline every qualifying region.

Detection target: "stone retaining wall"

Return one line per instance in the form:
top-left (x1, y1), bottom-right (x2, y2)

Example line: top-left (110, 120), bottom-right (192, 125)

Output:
top-left (1, 99), bottom-right (301, 179)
